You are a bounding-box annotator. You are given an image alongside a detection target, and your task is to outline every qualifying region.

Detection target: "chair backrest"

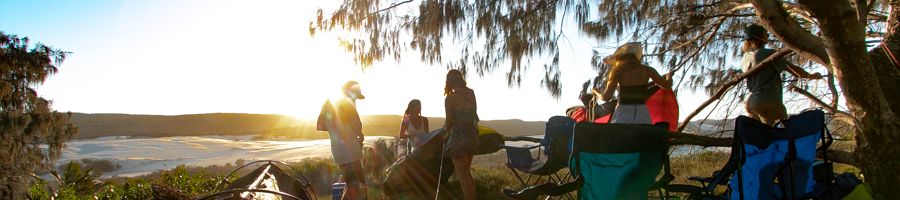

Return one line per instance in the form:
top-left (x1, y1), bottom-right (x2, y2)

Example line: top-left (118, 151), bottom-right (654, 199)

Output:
top-left (730, 110), bottom-right (825, 200)
top-left (570, 122), bottom-right (669, 199)
top-left (542, 116), bottom-right (577, 167)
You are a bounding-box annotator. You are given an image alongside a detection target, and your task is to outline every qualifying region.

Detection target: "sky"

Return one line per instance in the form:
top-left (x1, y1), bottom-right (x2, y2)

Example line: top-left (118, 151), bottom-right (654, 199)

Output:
top-left (0, 0), bottom-right (715, 121)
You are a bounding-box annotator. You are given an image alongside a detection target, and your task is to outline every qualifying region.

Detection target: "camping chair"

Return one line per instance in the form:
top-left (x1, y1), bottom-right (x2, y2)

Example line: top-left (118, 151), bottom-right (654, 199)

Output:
top-left (502, 116), bottom-right (577, 199)
top-left (570, 122), bottom-right (672, 200)
top-left (668, 109), bottom-right (833, 200)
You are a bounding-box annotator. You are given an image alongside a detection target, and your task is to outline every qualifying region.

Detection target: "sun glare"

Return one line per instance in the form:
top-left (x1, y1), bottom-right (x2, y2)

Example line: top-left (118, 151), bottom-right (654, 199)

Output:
top-left (281, 60), bottom-right (362, 121)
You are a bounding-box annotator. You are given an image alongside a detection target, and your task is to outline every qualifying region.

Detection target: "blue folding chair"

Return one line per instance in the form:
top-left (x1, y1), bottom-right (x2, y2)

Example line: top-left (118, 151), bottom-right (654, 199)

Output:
top-left (503, 116), bottom-right (577, 199)
top-left (668, 109), bottom-right (834, 199)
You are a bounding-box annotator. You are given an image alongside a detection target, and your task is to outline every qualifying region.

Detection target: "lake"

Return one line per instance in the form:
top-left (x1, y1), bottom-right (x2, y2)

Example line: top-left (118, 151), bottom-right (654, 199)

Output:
top-left (56, 135), bottom-right (725, 178)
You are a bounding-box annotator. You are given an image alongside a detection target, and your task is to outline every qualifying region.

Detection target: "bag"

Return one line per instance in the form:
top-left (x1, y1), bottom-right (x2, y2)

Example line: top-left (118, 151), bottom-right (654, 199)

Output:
top-left (317, 100), bottom-right (333, 131)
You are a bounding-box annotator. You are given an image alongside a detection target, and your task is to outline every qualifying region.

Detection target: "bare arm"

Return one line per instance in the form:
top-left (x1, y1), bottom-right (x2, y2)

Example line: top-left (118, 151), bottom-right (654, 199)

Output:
top-left (444, 96), bottom-right (455, 130)
top-left (785, 62), bottom-right (823, 79)
top-left (424, 117), bottom-right (430, 132)
top-left (599, 77), bottom-right (618, 102)
top-left (647, 67), bottom-right (672, 89)
top-left (470, 90), bottom-right (478, 122)
top-left (349, 107), bottom-right (364, 144)
top-left (398, 117), bottom-right (408, 138)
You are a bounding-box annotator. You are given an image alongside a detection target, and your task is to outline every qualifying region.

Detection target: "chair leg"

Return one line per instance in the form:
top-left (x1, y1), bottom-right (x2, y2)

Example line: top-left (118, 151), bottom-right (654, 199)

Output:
top-left (508, 166), bottom-right (528, 188)
top-left (525, 174), bottom-right (536, 187)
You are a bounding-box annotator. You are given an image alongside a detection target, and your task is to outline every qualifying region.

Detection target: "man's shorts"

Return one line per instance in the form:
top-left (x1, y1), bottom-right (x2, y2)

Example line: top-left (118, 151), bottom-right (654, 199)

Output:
top-left (746, 99), bottom-right (788, 125)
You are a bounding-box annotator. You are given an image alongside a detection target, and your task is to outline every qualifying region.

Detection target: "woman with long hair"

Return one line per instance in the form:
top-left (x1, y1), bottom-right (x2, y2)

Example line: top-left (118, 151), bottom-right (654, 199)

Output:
top-left (594, 42), bottom-right (672, 124)
top-left (398, 99), bottom-right (429, 154)
top-left (442, 69), bottom-right (478, 200)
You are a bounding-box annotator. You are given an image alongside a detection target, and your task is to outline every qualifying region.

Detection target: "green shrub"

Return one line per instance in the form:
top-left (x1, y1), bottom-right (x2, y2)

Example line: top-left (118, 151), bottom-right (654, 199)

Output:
top-left (159, 165), bottom-right (225, 197)
top-left (95, 179), bottom-right (153, 200)
top-left (54, 162), bottom-right (106, 196)
top-left (290, 158), bottom-right (338, 195)
top-left (27, 178), bottom-right (52, 200)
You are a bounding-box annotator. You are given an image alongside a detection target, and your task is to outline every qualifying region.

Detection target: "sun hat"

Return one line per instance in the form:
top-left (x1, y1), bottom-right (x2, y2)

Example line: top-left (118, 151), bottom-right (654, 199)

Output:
top-left (603, 42), bottom-right (643, 64)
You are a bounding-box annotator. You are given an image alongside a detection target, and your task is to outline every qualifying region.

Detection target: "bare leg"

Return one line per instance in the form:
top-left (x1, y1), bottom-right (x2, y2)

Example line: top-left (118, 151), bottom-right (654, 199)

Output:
top-left (452, 155), bottom-right (476, 200)
top-left (341, 182), bottom-right (359, 200)
top-left (340, 161), bottom-right (366, 200)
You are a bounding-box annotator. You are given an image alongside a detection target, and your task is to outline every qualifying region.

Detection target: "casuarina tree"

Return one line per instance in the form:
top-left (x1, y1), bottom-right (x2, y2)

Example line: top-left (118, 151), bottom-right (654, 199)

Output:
top-left (310, 0), bottom-right (900, 198)
top-left (0, 32), bottom-right (78, 198)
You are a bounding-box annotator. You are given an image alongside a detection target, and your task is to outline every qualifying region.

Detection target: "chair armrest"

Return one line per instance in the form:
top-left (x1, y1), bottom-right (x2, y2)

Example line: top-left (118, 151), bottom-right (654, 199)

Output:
top-left (503, 145), bottom-right (542, 150)
top-left (688, 176), bottom-right (712, 183)
top-left (666, 184), bottom-right (706, 194)
top-left (504, 136), bottom-right (543, 143)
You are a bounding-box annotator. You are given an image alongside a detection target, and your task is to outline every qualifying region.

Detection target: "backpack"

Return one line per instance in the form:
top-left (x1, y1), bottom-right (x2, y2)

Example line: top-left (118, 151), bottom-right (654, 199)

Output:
top-left (317, 100), bottom-right (334, 131)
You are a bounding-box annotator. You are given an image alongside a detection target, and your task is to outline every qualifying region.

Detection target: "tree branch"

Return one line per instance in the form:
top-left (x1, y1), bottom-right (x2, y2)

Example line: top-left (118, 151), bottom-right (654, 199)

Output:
top-left (670, 132), bottom-right (858, 166)
top-left (678, 47), bottom-right (793, 132)
top-left (827, 73), bottom-right (840, 108)
top-left (855, 0), bottom-right (870, 26)
top-left (669, 17), bottom-right (728, 73)
top-left (670, 132), bottom-right (732, 147)
top-left (886, 0), bottom-right (900, 42)
top-left (750, 0), bottom-right (831, 66)
top-left (821, 149), bottom-right (858, 166)
top-left (375, 0), bottom-right (415, 14)
top-left (788, 84), bottom-right (857, 126)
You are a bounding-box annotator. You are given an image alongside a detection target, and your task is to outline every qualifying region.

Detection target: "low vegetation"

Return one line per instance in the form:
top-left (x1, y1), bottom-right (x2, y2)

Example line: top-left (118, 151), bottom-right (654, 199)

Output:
top-left (27, 137), bottom-right (861, 200)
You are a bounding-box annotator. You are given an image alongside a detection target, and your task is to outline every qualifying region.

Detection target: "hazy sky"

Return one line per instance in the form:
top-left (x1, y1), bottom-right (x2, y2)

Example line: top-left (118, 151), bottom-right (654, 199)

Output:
top-left (1, 0), bottom-right (714, 121)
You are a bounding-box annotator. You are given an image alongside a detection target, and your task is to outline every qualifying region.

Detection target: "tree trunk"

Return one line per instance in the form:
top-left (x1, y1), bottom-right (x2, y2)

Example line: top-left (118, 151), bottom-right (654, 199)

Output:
top-left (799, 0), bottom-right (900, 198)
top-left (854, 121), bottom-right (900, 199)
top-left (856, 1), bottom-right (900, 198)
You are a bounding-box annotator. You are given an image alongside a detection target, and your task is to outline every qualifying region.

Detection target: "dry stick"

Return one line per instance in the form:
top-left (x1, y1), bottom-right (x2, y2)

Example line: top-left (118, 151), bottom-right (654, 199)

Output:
top-left (697, 97), bottom-right (724, 131)
top-left (788, 84), bottom-right (857, 126)
top-left (375, 0), bottom-right (415, 14)
top-left (827, 73), bottom-right (840, 108)
top-left (669, 17), bottom-right (727, 75)
top-left (677, 47), bottom-right (793, 132)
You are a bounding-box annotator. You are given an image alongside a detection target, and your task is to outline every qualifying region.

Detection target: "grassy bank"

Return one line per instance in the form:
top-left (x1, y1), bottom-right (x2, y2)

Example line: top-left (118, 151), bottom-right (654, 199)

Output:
top-left (28, 137), bottom-right (860, 200)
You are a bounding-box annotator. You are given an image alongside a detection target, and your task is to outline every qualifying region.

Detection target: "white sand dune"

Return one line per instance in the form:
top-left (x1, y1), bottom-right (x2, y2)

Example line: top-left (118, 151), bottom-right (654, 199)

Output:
top-left (57, 134), bottom-right (720, 178)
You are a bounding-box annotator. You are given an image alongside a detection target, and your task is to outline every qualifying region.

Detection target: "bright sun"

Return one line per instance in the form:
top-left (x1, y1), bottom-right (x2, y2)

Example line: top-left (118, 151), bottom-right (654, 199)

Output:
top-left (281, 62), bottom-right (362, 121)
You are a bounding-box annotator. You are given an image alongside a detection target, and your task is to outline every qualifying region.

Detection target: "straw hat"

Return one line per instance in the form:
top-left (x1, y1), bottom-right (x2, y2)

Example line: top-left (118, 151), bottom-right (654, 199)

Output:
top-left (603, 42), bottom-right (643, 64)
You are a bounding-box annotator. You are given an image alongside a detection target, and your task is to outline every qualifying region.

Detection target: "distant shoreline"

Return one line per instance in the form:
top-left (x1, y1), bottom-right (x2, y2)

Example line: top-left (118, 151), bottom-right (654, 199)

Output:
top-left (68, 112), bottom-right (549, 139)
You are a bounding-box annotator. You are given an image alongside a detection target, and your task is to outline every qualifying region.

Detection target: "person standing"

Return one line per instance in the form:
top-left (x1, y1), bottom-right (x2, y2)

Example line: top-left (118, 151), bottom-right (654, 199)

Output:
top-left (595, 42), bottom-right (672, 124)
top-left (740, 24), bottom-right (822, 125)
top-left (318, 81), bottom-right (367, 200)
top-left (443, 69), bottom-right (479, 200)
top-left (592, 42), bottom-right (672, 199)
top-left (398, 99), bottom-right (429, 154)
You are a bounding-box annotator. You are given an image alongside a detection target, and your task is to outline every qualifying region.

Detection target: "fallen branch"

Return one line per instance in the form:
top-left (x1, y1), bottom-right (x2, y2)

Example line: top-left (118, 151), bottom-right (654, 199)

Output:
top-left (678, 47), bottom-right (793, 132)
top-left (670, 132), bottom-right (859, 166)
top-left (670, 132), bottom-right (732, 147)
top-left (820, 149), bottom-right (857, 166)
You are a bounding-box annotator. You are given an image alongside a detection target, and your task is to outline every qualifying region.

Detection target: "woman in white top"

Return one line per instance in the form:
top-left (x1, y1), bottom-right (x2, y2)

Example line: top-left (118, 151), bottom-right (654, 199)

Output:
top-left (399, 99), bottom-right (429, 154)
